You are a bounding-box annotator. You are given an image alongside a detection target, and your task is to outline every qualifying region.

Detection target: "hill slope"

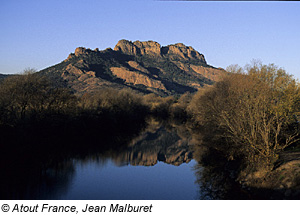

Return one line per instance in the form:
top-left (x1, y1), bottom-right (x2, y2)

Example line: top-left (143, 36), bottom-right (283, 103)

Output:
top-left (40, 40), bottom-right (226, 96)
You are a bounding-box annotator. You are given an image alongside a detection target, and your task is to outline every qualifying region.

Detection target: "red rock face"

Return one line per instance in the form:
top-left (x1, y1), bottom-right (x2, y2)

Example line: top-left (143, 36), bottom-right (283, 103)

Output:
top-left (165, 43), bottom-right (206, 63)
top-left (114, 40), bottom-right (206, 63)
top-left (114, 40), bottom-right (139, 55)
top-left (74, 47), bottom-right (87, 56)
top-left (42, 40), bottom-right (226, 96)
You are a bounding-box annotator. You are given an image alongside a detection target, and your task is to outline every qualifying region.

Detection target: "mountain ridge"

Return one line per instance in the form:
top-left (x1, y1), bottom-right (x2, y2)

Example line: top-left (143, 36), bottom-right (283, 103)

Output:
top-left (39, 40), bottom-right (226, 96)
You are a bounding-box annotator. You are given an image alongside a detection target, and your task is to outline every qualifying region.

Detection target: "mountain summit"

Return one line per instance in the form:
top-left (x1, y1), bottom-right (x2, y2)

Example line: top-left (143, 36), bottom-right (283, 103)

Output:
top-left (40, 40), bottom-right (225, 96)
top-left (114, 40), bottom-right (206, 63)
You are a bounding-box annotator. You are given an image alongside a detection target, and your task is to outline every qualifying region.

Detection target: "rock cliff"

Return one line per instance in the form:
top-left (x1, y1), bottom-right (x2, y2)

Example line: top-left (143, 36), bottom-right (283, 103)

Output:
top-left (39, 40), bottom-right (226, 96)
top-left (114, 39), bottom-right (206, 63)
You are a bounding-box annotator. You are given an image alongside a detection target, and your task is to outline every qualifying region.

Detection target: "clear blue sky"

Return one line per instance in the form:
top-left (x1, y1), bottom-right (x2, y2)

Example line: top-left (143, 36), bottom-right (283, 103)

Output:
top-left (1, 0), bottom-right (300, 79)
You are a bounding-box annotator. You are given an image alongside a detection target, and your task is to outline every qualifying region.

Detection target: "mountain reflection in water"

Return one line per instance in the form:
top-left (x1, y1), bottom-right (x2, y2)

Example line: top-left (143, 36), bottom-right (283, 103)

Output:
top-left (108, 119), bottom-right (193, 167)
top-left (1, 118), bottom-right (200, 200)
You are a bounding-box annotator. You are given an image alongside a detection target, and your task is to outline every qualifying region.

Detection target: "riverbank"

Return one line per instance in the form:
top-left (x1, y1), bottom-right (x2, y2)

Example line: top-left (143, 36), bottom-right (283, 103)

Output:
top-left (240, 150), bottom-right (300, 199)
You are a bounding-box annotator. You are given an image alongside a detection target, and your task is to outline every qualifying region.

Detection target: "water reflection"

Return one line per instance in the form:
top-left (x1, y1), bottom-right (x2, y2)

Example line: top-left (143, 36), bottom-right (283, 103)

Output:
top-left (109, 119), bottom-right (193, 166)
top-left (0, 118), bottom-right (197, 200)
top-left (2, 116), bottom-right (266, 200)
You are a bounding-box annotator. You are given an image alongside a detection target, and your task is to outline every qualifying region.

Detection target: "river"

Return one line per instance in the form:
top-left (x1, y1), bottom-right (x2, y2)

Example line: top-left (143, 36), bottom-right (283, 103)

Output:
top-left (1, 119), bottom-right (203, 200)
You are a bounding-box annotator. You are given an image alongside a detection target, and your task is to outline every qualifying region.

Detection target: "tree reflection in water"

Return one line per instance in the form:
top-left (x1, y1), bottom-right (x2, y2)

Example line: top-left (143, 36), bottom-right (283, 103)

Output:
top-left (193, 146), bottom-right (250, 200)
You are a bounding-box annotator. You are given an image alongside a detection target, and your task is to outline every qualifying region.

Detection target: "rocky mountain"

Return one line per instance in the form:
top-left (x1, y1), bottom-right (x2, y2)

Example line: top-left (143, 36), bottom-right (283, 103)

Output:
top-left (40, 40), bottom-right (226, 96)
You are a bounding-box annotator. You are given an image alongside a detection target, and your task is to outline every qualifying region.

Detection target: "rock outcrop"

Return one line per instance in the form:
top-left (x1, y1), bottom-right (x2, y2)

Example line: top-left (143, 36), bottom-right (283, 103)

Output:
top-left (110, 67), bottom-right (166, 91)
top-left (114, 39), bottom-right (206, 63)
top-left (114, 40), bottom-right (138, 56)
top-left (114, 40), bottom-right (161, 57)
top-left (163, 43), bottom-right (206, 63)
top-left (40, 39), bottom-right (226, 96)
top-left (190, 65), bottom-right (225, 82)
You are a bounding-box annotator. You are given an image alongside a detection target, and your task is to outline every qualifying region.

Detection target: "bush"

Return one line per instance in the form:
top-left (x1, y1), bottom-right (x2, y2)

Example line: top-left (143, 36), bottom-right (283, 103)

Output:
top-left (0, 70), bottom-right (76, 127)
top-left (189, 62), bottom-right (300, 172)
top-left (143, 93), bottom-right (175, 118)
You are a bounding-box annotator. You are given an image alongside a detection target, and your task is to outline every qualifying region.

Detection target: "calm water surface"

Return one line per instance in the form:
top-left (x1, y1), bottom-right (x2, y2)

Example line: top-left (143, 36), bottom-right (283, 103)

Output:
top-left (58, 159), bottom-right (198, 200)
top-left (1, 119), bottom-right (201, 200)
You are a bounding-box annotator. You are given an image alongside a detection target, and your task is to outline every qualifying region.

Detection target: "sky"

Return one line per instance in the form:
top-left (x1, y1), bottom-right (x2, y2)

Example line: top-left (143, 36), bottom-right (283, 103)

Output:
top-left (0, 0), bottom-right (300, 79)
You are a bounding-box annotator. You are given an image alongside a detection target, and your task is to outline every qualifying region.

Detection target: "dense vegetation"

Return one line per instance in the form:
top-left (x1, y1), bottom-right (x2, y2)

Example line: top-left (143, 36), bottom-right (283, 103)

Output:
top-left (0, 71), bottom-right (150, 142)
top-left (188, 61), bottom-right (300, 182)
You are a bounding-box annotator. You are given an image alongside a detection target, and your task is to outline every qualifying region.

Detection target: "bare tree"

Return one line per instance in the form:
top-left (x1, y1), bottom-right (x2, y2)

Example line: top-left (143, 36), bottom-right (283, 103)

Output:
top-left (190, 62), bottom-right (300, 170)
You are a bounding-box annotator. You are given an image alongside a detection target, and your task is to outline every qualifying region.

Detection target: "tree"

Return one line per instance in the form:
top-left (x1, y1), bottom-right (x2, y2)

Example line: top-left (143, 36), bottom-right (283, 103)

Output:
top-left (0, 69), bottom-right (76, 126)
top-left (190, 62), bottom-right (300, 171)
